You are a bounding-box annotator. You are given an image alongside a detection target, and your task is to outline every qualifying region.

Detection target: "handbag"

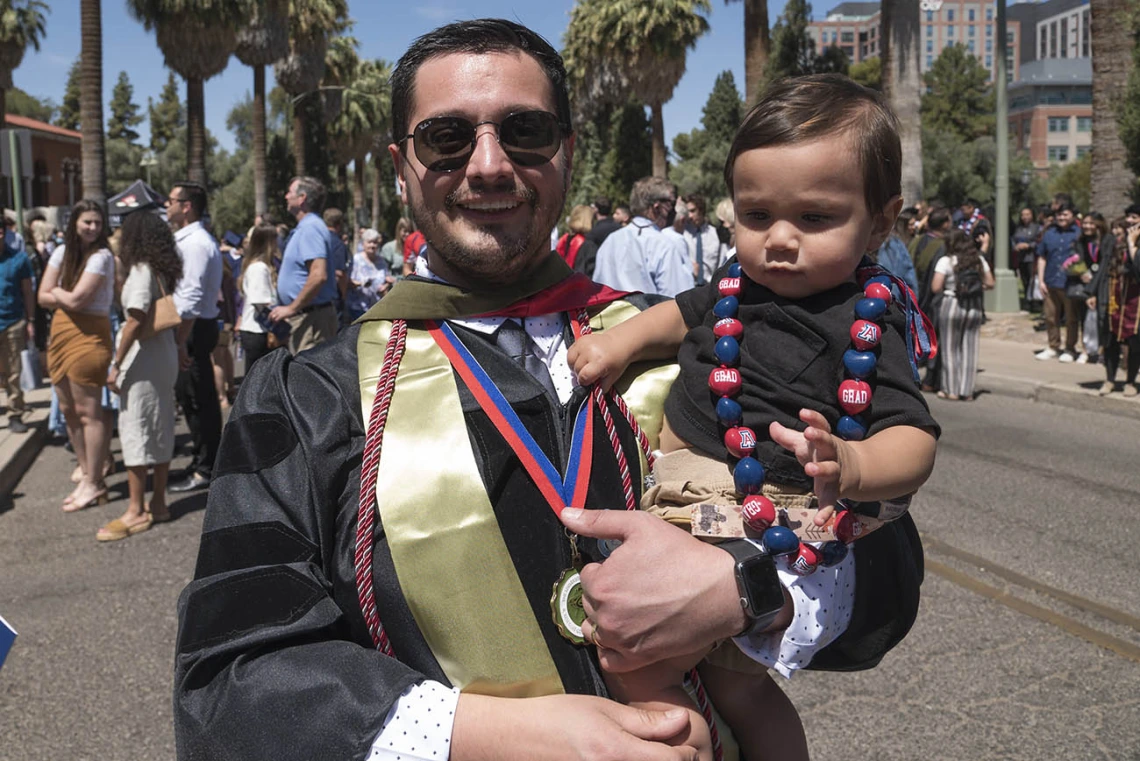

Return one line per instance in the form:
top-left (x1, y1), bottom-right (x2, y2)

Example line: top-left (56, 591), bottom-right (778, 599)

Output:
top-left (139, 278), bottom-right (181, 339)
top-left (19, 344), bottom-right (44, 391)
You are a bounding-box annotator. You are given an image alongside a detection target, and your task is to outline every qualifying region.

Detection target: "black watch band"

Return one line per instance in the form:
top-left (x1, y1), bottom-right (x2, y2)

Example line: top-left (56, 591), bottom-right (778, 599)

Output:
top-left (718, 539), bottom-right (786, 636)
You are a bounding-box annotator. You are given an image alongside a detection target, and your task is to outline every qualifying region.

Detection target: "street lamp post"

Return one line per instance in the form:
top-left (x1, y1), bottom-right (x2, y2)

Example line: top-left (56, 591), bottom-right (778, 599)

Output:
top-left (140, 150), bottom-right (158, 186)
top-left (989, 0), bottom-right (1021, 313)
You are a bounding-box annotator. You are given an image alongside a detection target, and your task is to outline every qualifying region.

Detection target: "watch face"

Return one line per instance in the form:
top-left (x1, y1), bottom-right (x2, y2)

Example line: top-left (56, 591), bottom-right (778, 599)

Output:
top-left (740, 553), bottom-right (784, 616)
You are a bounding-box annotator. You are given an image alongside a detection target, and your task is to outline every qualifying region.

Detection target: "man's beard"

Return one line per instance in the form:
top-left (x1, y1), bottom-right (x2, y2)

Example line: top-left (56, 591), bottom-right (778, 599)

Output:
top-left (406, 180), bottom-right (565, 289)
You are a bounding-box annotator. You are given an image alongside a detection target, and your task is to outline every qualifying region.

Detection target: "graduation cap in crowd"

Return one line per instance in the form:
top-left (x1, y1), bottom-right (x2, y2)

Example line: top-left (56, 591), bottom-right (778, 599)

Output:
top-left (107, 179), bottom-right (167, 228)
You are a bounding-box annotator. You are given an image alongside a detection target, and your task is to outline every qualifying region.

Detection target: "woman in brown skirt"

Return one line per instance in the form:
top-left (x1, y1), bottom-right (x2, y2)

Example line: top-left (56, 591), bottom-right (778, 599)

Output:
top-left (38, 199), bottom-right (116, 510)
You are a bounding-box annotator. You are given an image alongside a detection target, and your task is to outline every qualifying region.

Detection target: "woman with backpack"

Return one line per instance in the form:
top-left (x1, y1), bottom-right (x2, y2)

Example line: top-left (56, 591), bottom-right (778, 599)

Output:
top-left (931, 228), bottom-right (994, 400)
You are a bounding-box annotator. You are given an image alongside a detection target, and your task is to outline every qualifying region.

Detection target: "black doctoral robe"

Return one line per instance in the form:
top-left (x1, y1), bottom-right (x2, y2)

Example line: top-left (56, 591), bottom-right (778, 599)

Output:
top-left (173, 317), bottom-right (923, 760)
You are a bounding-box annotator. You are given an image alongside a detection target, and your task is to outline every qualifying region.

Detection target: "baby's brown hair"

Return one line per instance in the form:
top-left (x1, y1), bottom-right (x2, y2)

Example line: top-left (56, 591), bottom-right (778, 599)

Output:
top-left (724, 73), bottom-right (902, 215)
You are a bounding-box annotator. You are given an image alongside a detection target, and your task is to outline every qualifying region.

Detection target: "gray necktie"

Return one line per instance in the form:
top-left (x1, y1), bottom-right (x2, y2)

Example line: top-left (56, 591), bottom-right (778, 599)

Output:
top-left (495, 319), bottom-right (557, 399)
top-left (695, 229), bottom-right (705, 286)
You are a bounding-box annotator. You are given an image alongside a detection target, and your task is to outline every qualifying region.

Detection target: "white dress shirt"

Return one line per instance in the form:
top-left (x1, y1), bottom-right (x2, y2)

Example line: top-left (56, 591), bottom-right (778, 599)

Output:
top-left (173, 220), bottom-right (223, 320)
top-left (592, 217), bottom-right (695, 297)
top-left (683, 222), bottom-right (727, 285)
top-left (369, 259), bottom-right (855, 759)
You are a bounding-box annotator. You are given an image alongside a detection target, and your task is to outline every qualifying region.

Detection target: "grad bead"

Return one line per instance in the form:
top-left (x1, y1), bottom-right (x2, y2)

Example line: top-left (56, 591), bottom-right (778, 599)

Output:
top-left (716, 396), bottom-right (743, 426)
top-left (762, 525), bottom-right (800, 556)
top-left (838, 379), bottom-right (873, 415)
top-left (836, 415), bottom-right (868, 441)
top-left (854, 297), bottom-right (888, 321)
top-left (819, 541), bottom-right (849, 567)
top-left (724, 426), bottom-right (757, 458)
top-left (833, 509), bottom-right (866, 544)
top-left (713, 295), bottom-right (739, 319)
top-left (727, 262), bottom-right (742, 277)
top-left (713, 317), bottom-right (744, 339)
top-left (708, 367), bottom-right (742, 397)
top-left (597, 538), bottom-right (622, 558)
top-left (718, 277), bottom-right (743, 297)
top-left (842, 349), bottom-right (877, 379)
top-left (787, 543), bottom-right (823, 576)
top-left (850, 319), bottom-right (882, 351)
top-left (741, 494), bottom-right (776, 532)
top-left (863, 282), bottom-right (892, 302)
top-left (867, 274), bottom-right (892, 289)
top-left (733, 456), bottom-right (766, 494)
top-left (714, 336), bottom-right (741, 366)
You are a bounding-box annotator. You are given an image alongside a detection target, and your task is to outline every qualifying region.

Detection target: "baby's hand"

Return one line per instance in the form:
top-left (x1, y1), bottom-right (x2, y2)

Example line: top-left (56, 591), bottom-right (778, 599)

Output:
top-left (769, 409), bottom-right (851, 524)
top-left (567, 332), bottom-right (630, 392)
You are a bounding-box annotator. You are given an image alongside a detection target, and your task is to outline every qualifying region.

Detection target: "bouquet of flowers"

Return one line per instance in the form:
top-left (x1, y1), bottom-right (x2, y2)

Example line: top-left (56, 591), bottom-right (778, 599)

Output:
top-left (1061, 253), bottom-right (1088, 279)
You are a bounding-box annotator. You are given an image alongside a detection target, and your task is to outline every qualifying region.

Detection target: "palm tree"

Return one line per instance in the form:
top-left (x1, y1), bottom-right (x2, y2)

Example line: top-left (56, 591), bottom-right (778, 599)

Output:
top-left (274, 0), bottom-right (348, 177)
top-left (235, 0), bottom-right (288, 216)
top-left (328, 54), bottom-right (390, 235)
top-left (1090, 0), bottom-right (1137, 214)
top-left (79, 0), bottom-right (105, 201)
top-left (0, 0), bottom-right (47, 127)
top-left (880, 0), bottom-right (923, 205)
top-left (564, 0), bottom-right (711, 179)
top-left (127, 0), bottom-right (248, 186)
top-left (322, 34), bottom-right (359, 195)
top-left (726, 0), bottom-right (769, 106)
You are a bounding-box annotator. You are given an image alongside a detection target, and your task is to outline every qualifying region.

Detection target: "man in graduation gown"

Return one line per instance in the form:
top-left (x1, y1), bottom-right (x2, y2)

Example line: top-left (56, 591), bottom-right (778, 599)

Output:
top-left (173, 19), bottom-right (923, 761)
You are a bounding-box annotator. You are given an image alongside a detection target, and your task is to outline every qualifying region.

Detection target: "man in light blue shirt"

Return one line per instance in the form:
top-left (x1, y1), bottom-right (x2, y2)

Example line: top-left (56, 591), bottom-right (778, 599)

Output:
top-left (167, 182), bottom-right (224, 492)
top-left (592, 176), bottom-right (694, 297)
top-left (270, 176), bottom-right (338, 354)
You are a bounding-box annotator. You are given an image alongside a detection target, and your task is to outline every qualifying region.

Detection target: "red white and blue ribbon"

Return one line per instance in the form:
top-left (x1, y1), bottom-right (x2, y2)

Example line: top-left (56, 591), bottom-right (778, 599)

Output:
top-left (429, 320), bottom-right (594, 515)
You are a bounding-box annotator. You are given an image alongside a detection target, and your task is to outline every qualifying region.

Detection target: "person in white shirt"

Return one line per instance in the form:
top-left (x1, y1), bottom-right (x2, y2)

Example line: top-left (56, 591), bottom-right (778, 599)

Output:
top-left (166, 182), bottom-right (223, 493)
top-left (682, 193), bottom-right (728, 286)
top-left (37, 199), bottom-right (116, 512)
top-left (346, 228), bottom-right (391, 321)
top-left (592, 176), bottom-right (695, 297)
top-left (237, 224), bottom-right (281, 370)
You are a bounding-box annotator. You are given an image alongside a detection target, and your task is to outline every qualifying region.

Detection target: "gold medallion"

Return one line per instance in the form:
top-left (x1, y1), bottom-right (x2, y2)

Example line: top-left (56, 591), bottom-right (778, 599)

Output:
top-left (550, 568), bottom-right (586, 645)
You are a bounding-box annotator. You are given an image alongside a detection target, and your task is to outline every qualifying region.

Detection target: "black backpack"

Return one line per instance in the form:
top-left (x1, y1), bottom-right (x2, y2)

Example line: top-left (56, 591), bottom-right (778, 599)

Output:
top-left (956, 264), bottom-right (985, 312)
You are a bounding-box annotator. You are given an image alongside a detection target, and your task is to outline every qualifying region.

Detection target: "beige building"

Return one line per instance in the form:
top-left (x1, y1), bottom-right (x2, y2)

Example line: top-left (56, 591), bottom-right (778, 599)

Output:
top-left (1008, 58), bottom-right (1092, 171)
top-left (809, 1), bottom-right (1021, 81)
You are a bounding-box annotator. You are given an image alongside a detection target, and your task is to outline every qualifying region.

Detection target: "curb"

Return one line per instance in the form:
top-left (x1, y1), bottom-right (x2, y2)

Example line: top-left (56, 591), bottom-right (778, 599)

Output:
top-left (977, 373), bottom-right (1140, 420)
top-left (0, 416), bottom-right (48, 496)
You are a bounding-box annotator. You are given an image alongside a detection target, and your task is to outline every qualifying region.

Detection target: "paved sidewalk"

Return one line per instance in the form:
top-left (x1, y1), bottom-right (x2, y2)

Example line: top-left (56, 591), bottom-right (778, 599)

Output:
top-left (972, 311), bottom-right (1140, 419)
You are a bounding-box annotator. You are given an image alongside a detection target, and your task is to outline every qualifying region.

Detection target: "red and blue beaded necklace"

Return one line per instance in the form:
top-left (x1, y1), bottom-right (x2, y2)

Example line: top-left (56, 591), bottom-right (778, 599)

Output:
top-left (706, 262), bottom-right (899, 575)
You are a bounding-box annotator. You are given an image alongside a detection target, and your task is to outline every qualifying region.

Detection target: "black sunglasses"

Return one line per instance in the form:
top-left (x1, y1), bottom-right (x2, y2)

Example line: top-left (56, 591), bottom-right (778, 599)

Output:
top-left (399, 110), bottom-right (566, 173)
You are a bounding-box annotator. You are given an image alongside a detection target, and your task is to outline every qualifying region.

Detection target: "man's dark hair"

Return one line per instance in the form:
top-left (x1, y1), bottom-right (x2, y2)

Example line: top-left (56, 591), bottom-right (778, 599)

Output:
top-left (173, 181), bottom-right (207, 218)
top-left (1124, 203), bottom-right (1140, 217)
top-left (926, 206), bottom-right (952, 231)
top-left (593, 195), bottom-right (612, 216)
top-left (684, 194), bottom-right (707, 216)
top-left (1053, 192), bottom-right (1073, 208)
top-left (615, 203), bottom-right (631, 215)
top-left (724, 73), bottom-right (900, 215)
top-left (962, 197), bottom-right (980, 209)
top-left (1055, 200), bottom-right (1076, 215)
top-left (291, 176), bottom-right (327, 214)
top-left (390, 19), bottom-right (573, 145)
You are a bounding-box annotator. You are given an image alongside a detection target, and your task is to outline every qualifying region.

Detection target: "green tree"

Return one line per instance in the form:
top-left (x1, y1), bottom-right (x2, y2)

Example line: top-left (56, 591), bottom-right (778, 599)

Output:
top-left (0, 0), bottom-right (48, 126)
top-left (148, 71), bottom-right (184, 152)
top-left (108, 70), bottom-right (143, 144)
top-left (127, 0), bottom-right (248, 186)
top-left (567, 101), bottom-right (652, 211)
top-left (564, 0), bottom-right (711, 178)
top-left (105, 136), bottom-right (144, 192)
top-left (765, 0), bottom-right (847, 84)
top-left (849, 56), bottom-right (881, 90)
top-left (923, 129), bottom-right (1046, 211)
top-left (274, 0), bottom-right (349, 177)
top-left (56, 57), bottom-right (81, 130)
top-left (920, 44), bottom-right (994, 142)
top-left (7, 87), bottom-right (54, 122)
top-left (327, 51), bottom-right (391, 232)
top-left (1049, 153), bottom-right (1092, 213)
top-left (670, 70), bottom-right (742, 201)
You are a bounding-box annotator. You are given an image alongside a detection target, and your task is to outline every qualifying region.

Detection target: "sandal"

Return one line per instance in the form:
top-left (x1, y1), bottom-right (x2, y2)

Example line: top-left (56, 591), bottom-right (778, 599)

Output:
top-left (96, 513), bottom-right (153, 542)
top-left (149, 505), bottom-right (172, 523)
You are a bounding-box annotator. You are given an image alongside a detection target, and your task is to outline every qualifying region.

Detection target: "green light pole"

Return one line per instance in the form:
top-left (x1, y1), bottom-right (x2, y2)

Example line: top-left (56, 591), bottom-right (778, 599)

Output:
top-left (988, 0), bottom-right (1020, 313)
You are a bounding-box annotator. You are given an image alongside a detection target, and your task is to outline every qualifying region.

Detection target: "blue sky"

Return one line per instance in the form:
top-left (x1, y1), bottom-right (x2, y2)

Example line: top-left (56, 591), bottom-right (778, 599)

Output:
top-left (14, 0), bottom-right (793, 156)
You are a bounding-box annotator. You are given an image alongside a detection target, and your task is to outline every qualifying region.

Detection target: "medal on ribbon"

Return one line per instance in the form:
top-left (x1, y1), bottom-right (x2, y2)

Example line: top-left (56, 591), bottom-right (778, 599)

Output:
top-left (429, 321), bottom-right (595, 645)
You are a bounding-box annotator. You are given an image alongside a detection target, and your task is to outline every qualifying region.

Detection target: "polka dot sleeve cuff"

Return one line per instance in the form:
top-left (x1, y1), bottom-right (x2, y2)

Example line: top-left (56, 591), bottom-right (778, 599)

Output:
top-left (731, 544), bottom-right (857, 679)
top-left (368, 680), bottom-right (460, 761)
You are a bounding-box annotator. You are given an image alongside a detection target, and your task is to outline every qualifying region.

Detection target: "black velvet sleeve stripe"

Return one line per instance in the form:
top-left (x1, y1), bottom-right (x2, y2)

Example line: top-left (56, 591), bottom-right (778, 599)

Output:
top-left (194, 521), bottom-right (318, 580)
top-left (212, 413), bottom-right (297, 477)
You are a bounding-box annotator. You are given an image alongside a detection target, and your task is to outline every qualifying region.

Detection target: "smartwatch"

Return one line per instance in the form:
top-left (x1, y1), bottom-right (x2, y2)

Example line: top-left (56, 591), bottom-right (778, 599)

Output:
top-left (718, 539), bottom-right (786, 636)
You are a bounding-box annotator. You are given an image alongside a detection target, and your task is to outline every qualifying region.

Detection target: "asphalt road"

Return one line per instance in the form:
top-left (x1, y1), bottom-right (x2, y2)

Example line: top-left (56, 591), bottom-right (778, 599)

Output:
top-left (1, 392), bottom-right (1138, 760)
